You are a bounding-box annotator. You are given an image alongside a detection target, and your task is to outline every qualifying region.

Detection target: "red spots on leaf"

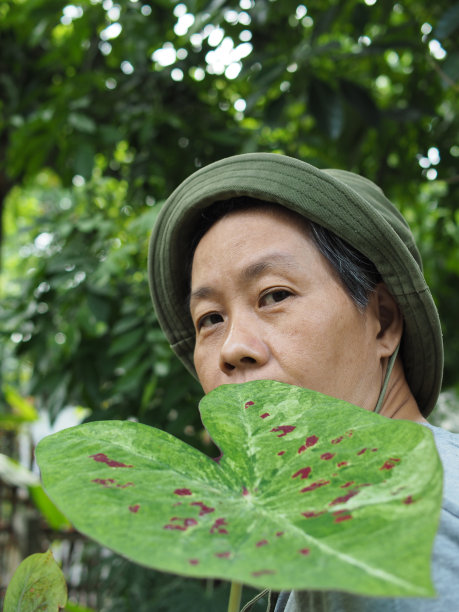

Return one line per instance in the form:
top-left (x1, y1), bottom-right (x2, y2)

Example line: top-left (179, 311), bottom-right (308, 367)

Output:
top-left (302, 511), bottom-right (325, 519)
top-left (404, 495), bottom-right (415, 505)
top-left (242, 486), bottom-right (249, 496)
top-left (271, 426), bottom-right (296, 437)
top-left (380, 458), bottom-right (401, 470)
top-left (89, 453), bottom-right (133, 468)
top-left (357, 448), bottom-right (367, 456)
top-left (345, 430), bottom-right (353, 437)
top-left (210, 518), bottom-right (228, 535)
top-left (298, 435), bottom-right (319, 454)
top-left (341, 481), bottom-right (354, 488)
top-left (245, 401), bottom-right (255, 409)
top-left (174, 488), bottom-right (192, 496)
top-left (331, 436), bottom-right (344, 445)
top-left (277, 451), bottom-right (285, 456)
top-left (129, 504), bottom-right (140, 513)
top-left (337, 461), bottom-right (348, 468)
top-left (260, 413), bottom-right (270, 419)
top-left (329, 490), bottom-right (359, 506)
top-left (173, 502), bottom-right (183, 507)
top-left (215, 551), bottom-right (231, 559)
top-left (320, 452), bottom-right (335, 461)
top-left (252, 570), bottom-right (276, 577)
top-left (372, 448), bottom-right (378, 452)
top-left (301, 479), bottom-right (330, 493)
top-left (92, 478), bottom-right (115, 487)
top-left (333, 511), bottom-right (353, 523)
top-left (191, 501), bottom-right (215, 516)
top-left (189, 559), bottom-right (199, 565)
top-left (256, 539), bottom-right (268, 547)
top-left (164, 517), bottom-right (198, 531)
top-left (92, 478), bottom-right (134, 488)
top-left (292, 467), bottom-right (311, 480)
top-left (213, 454), bottom-right (223, 464)
top-left (276, 531), bottom-right (284, 537)
top-left (299, 548), bottom-right (310, 556)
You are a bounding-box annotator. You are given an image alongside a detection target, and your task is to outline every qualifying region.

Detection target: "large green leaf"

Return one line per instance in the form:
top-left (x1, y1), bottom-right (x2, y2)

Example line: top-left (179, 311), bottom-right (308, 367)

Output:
top-left (36, 381), bottom-right (441, 597)
top-left (3, 550), bottom-right (67, 612)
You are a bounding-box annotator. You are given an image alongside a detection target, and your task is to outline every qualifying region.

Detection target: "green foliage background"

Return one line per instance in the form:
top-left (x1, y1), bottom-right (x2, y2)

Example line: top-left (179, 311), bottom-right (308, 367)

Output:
top-left (1, 0), bottom-right (458, 608)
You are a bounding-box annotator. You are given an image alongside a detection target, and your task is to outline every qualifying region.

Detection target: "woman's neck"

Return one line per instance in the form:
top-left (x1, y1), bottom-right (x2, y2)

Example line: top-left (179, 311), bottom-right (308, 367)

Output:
top-left (378, 357), bottom-right (428, 424)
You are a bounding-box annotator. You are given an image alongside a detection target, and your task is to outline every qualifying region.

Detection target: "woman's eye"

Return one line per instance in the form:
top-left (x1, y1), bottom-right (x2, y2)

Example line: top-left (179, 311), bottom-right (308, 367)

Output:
top-left (260, 290), bottom-right (292, 306)
top-left (198, 313), bottom-right (223, 329)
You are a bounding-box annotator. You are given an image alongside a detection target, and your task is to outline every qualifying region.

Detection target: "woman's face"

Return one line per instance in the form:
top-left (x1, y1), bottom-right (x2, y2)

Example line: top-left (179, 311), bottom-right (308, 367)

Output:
top-left (190, 207), bottom-right (388, 411)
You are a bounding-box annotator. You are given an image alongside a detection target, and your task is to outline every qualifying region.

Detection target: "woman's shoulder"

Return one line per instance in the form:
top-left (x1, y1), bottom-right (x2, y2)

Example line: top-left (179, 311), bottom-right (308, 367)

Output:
top-left (422, 423), bottom-right (459, 517)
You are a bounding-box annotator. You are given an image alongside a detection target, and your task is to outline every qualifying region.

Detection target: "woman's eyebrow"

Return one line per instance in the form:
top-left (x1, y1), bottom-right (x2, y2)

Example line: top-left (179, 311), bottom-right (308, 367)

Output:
top-left (189, 252), bottom-right (297, 307)
top-left (189, 285), bottom-right (215, 306)
top-left (240, 252), bottom-right (298, 283)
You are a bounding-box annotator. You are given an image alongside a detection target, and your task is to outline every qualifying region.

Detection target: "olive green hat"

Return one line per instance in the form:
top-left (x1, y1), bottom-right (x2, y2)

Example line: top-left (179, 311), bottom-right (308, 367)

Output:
top-left (148, 152), bottom-right (443, 416)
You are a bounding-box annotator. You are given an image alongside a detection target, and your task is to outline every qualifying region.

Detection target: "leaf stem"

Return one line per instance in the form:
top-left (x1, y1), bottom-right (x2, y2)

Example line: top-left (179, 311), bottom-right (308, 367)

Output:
top-left (228, 581), bottom-right (243, 612)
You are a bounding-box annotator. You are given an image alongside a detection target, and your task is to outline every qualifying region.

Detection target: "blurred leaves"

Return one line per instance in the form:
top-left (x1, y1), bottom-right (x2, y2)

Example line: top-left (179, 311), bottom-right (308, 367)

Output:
top-left (0, 452), bottom-right (72, 530)
top-left (2, 173), bottom-right (204, 449)
top-left (1, 385), bottom-right (38, 429)
top-left (3, 550), bottom-right (67, 612)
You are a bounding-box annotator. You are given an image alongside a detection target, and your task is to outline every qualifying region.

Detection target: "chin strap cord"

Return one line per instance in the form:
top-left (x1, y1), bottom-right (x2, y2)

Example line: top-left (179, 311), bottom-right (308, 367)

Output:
top-left (374, 343), bottom-right (400, 414)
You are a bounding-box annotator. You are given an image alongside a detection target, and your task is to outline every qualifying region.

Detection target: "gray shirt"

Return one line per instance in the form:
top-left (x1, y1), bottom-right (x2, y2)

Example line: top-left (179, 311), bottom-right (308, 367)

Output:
top-left (275, 423), bottom-right (459, 612)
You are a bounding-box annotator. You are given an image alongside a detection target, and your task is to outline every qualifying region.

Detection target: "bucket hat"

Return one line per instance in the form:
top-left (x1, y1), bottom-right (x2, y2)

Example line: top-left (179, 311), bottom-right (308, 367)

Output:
top-left (148, 152), bottom-right (443, 416)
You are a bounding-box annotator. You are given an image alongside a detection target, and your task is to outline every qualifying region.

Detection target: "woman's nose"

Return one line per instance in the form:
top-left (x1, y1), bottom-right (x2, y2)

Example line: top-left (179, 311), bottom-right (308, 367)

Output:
top-left (219, 319), bottom-right (269, 374)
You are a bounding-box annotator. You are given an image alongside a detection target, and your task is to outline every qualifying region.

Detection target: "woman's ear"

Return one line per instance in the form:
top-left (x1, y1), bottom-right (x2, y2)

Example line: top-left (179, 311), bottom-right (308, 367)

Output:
top-left (372, 283), bottom-right (403, 357)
